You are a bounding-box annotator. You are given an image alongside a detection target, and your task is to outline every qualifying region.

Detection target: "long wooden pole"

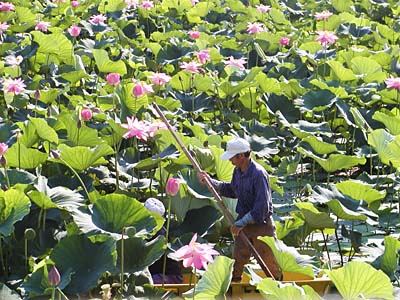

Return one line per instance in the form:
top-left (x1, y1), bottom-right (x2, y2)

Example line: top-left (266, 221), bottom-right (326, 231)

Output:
top-left (152, 102), bottom-right (275, 280)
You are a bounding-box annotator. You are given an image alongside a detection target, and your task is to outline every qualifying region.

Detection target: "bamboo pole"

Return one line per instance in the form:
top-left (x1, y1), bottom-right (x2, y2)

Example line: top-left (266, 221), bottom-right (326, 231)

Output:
top-left (152, 102), bottom-right (275, 280)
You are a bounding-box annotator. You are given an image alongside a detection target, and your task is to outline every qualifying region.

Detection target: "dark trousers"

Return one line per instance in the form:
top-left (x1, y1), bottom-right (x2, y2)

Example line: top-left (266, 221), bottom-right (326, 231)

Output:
top-left (232, 216), bottom-right (281, 280)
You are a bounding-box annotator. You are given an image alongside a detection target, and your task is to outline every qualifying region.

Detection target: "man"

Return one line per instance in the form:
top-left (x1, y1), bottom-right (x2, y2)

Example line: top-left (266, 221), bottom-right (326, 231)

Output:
top-left (198, 137), bottom-right (281, 282)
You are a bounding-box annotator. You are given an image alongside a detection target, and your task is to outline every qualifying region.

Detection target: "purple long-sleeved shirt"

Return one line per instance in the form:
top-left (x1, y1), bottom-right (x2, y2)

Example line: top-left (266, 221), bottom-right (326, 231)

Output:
top-left (211, 159), bottom-right (273, 224)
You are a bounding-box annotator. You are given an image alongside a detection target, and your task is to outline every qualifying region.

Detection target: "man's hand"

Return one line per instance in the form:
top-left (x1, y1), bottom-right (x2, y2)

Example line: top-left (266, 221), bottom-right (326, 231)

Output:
top-left (197, 171), bottom-right (210, 185)
top-left (231, 225), bottom-right (243, 237)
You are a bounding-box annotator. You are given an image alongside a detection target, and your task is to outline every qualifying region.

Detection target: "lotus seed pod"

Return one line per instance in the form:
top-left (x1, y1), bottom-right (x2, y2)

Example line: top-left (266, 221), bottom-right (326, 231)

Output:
top-left (24, 228), bottom-right (36, 240)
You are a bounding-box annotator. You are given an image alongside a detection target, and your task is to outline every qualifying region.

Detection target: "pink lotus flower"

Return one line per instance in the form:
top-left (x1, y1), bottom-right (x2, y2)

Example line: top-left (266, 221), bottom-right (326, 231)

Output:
top-left (106, 73), bottom-right (120, 86)
top-left (3, 77), bottom-right (26, 95)
top-left (35, 21), bottom-right (51, 32)
top-left (141, 0), bottom-right (154, 9)
top-left (90, 14), bottom-right (107, 25)
top-left (166, 177), bottom-right (180, 196)
top-left (180, 61), bottom-right (203, 73)
top-left (81, 108), bottom-right (92, 121)
top-left (256, 4), bottom-right (271, 13)
top-left (195, 49), bottom-right (210, 64)
top-left (147, 120), bottom-right (167, 137)
top-left (132, 81), bottom-right (154, 97)
top-left (68, 25), bottom-right (81, 37)
top-left (48, 266), bottom-right (61, 287)
top-left (188, 30), bottom-right (200, 39)
top-left (125, 0), bottom-right (139, 8)
top-left (385, 76), bottom-right (400, 92)
top-left (4, 55), bottom-right (23, 68)
top-left (315, 30), bottom-right (338, 46)
top-left (0, 22), bottom-right (9, 34)
top-left (0, 143), bottom-right (8, 156)
top-left (71, 0), bottom-right (79, 7)
top-left (224, 56), bottom-right (246, 70)
top-left (148, 72), bottom-right (171, 86)
top-left (246, 22), bottom-right (264, 34)
top-left (190, 0), bottom-right (199, 5)
top-left (0, 2), bottom-right (14, 11)
top-left (172, 233), bottom-right (219, 270)
top-left (315, 11), bottom-right (333, 20)
top-left (121, 117), bottom-right (149, 140)
top-left (279, 37), bottom-right (290, 46)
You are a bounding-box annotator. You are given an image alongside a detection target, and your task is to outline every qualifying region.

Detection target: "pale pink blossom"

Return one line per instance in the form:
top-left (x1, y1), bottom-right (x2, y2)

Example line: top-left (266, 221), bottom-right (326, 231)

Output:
top-left (3, 77), bottom-right (26, 95)
top-left (190, 0), bottom-right (199, 5)
top-left (0, 22), bottom-right (9, 34)
top-left (132, 81), bottom-right (154, 97)
top-left (246, 22), bottom-right (264, 34)
top-left (68, 25), bottom-right (81, 37)
top-left (148, 72), bottom-right (171, 86)
top-left (256, 4), bottom-right (271, 13)
top-left (0, 2), bottom-right (14, 11)
top-left (71, 1), bottom-right (79, 7)
top-left (147, 120), bottom-right (167, 137)
top-left (0, 143), bottom-right (8, 156)
top-left (81, 108), bottom-right (93, 121)
top-left (125, 0), bottom-right (139, 8)
top-left (224, 56), bottom-right (246, 70)
top-left (106, 73), bottom-right (120, 86)
top-left (315, 30), bottom-right (338, 46)
top-left (90, 14), bottom-right (107, 25)
top-left (315, 11), bottom-right (333, 20)
top-left (385, 76), bottom-right (400, 92)
top-left (188, 30), bottom-right (200, 39)
top-left (141, 0), bottom-right (154, 9)
top-left (35, 21), bottom-right (51, 32)
top-left (121, 116), bottom-right (149, 140)
top-left (171, 233), bottom-right (220, 270)
top-left (180, 61), bottom-right (203, 73)
top-left (4, 55), bottom-right (23, 68)
top-left (195, 49), bottom-right (210, 64)
top-left (279, 37), bottom-right (290, 46)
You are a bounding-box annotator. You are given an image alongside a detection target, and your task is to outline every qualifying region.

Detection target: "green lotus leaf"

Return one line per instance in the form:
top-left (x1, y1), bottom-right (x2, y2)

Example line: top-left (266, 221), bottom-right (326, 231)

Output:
top-left (327, 60), bottom-right (356, 81)
top-left (373, 111), bottom-right (400, 135)
top-left (50, 235), bottom-right (117, 294)
top-left (0, 282), bottom-right (23, 300)
top-left (368, 129), bottom-right (400, 168)
top-left (255, 73), bottom-right (282, 94)
top-left (28, 190), bottom-right (58, 210)
top-left (324, 261), bottom-right (394, 300)
top-left (92, 48), bottom-right (127, 75)
top-left (327, 199), bottom-right (366, 221)
top-left (0, 188), bottom-right (31, 237)
top-left (257, 277), bottom-right (321, 300)
top-left (380, 236), bottom-right (400, 275)
top-left (116, 235), bottom-right (165, 273)
top-left (335, 180), bottom-right (386, 206)
top-left (72, 193), bottom-right (158, 238)
top-left (258, 236), bottom-right (315, 278)
top-left (31, 31), bottom-right (74, 65)
top-left (29, 117), bottom-right (59, 144)
top-left (57, 144), bottom-right (114, 172)
top-left (210, 145), bottom-right (234, 182)
top-left (298, 90), bottom-right (337, 113)
top-left (17, 121), bottom-right (39, 148)
top-left (297, 147), bottom-right (366, 173)
top-left (5, 143), bottom-right (48, 169)
top-left (182, 256), bottom-right (234, 300)
top-left (276, 213), bottom-right (305, 240)
top-left (295, 202), bottom-right (336, 230)
top-left (350, 56), bottom-right (387, 83)
top-left (0, 169), bottom-right (35, 186)
top-left (301, 136), bottom-right (338, 155)
top-left (58, 113), bottom-right (105, 147)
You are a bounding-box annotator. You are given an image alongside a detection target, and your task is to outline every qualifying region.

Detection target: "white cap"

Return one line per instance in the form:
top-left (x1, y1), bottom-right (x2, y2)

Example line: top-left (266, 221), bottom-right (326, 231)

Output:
top-left (144, 198), bottom-right (165, 216)
top-left (220, 138), bottom-right (251, 160)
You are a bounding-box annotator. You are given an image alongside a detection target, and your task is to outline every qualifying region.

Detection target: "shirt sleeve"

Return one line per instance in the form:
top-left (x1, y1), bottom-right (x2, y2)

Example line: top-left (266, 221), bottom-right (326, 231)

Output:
top-left (209, 178), bottom-right (237, 198)
top-left (250, 172), bottom-right (272, 223)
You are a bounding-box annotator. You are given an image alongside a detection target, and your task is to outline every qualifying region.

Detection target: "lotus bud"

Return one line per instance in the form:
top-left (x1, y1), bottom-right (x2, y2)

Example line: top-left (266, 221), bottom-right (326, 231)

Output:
top-left (48, 266), bottom-right (61, 287)
top-left (81, 108), bottom-right (93, 121)
top-left (0, 156), bottom-right (6, 167)
top-left (0, 143), bottom-right (8, 156)
top-left (166, 178), bottom-right (180, 196)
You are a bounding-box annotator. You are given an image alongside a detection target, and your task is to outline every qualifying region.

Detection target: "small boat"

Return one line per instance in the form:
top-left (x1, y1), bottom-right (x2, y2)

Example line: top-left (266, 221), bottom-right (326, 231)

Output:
top-left (154, 271), bottom-right (332, 299)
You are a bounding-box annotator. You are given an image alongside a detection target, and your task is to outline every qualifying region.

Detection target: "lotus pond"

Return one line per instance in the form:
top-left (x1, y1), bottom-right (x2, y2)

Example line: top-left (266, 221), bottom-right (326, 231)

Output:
top-left (0, 0), bottom-right (399, 299)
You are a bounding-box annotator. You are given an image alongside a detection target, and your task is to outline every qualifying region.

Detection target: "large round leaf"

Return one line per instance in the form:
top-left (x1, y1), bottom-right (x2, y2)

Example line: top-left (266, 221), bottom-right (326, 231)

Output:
top-left (0, 189), bottom-right (31, 237)
top-left (72, 193), bottom-right (158, 238)
top-left (50, 234), bottom-right (117, 294)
